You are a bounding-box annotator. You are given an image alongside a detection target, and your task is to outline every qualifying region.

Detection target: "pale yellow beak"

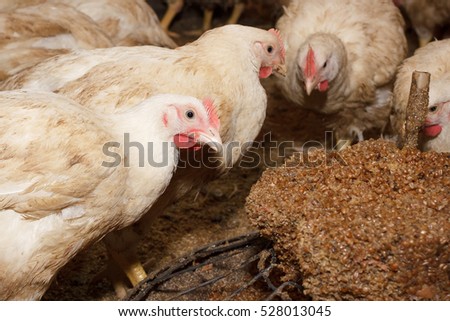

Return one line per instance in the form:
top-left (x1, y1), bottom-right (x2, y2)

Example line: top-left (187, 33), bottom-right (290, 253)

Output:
top-left (273, 63), bottom-right (287, 77)
top-left (305, 76), bottom-right (320, 96)
top-left (196, 127), bottom-right (222, 152)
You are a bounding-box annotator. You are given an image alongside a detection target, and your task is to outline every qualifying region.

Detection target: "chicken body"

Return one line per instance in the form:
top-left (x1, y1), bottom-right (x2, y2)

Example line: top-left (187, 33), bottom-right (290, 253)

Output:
top-left (0, 0), bottom-right (43, 10)
top-left (395, 0), bottom-right (450, 47)
top-left (0, 91), bottom-right (220, 300)
top-left (0, 3), bottom-right (113, 80)
top-left (55, 0), bottom-right (177, 47)
top-left (276, 0), bottom-right (407, 144)
top-left (0, 0), bottom-right (177, 81)
top-left (392, 39), bottom-right (450, 152)
top-left (1, 24), bottom-right (285, 292)
top-left (0, 0), bottom-right (176, 48)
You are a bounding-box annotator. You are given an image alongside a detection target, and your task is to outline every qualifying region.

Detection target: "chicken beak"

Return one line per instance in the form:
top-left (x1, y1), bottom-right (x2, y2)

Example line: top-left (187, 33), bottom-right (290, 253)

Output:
top-left (305, 77), bottom-right (319, 96)
top-left (273, 63), bottom-right (287, 77)
top-left (195, 127), bottom-right (222, 152)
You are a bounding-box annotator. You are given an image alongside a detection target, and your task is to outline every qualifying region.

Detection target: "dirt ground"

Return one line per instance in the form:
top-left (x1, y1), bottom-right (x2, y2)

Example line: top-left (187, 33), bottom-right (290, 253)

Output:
top-left (43, 1), bottom-right (422, 300)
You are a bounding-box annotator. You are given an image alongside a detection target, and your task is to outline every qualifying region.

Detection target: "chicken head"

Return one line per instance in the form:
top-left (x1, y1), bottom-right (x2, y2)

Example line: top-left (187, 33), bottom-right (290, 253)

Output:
top-left (255, 28), bottom-right (286, 78)
top-left (298, 33), bottom-right (345, 95)
top-left (421, 99), bottom-right (450, 152)
top-left (423, 101), bottom-right (450, 138)
top-left (162, 95), bottom-right (221, 151)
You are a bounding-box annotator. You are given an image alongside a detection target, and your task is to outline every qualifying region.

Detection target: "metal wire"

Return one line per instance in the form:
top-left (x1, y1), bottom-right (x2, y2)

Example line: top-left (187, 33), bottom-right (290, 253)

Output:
top-left (124, 231), bottom-right (307, 301)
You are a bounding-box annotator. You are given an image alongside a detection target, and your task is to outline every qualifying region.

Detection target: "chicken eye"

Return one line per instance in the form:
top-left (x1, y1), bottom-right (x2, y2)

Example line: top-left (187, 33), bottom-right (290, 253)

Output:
top-left (323, 61), bottom-right (327, 68)
top-left (267, 45), bottom-right (273, 54)
top-left (429, 105), bottom-right (438, 112)
top-left (185, 110), bottom-right (195, 119)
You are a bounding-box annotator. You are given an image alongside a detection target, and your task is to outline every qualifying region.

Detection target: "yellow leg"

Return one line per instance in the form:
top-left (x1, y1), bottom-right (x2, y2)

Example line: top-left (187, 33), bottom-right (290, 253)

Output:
top-left (202, 8), bottom-right (214, 31)
top-left (184, 8), bottom-right (213, 36)
top-left (226, 2), bottom-right (245, 25)
top-left (415, 27), bottom-right (433, 47)
top-left (107, 248), bottom-right (147, 287)
top-left (160, 0), bottom-right (184, 31)
top-left (418, 36), bottom-right (432, 47)
top-left (106, 259), bottom-right (131, 299)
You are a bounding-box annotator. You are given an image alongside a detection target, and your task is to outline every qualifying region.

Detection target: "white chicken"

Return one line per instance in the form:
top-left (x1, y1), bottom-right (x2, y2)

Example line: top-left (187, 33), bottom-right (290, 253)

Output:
top-left (276, 0), bottom-right (407, 144)
top-left (391, 39), bottom-right (450, 152)
top-left (54, 0), bottom-right (177, 47)
top-left (0, 90), bottom-right (221, 300)
top-left (0, 0), bottom-right (177, 48)
top-left (0, 3), bottom-right (113, 80)
top-left (394, 0), bottom-right (450, 47)
top-left (1, 24), bottom-right (286, 293)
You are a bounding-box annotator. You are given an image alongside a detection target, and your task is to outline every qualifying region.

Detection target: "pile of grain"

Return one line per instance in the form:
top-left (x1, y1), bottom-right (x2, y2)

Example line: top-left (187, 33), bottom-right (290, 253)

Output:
top-left (246, 140), bottom-right (449, 300)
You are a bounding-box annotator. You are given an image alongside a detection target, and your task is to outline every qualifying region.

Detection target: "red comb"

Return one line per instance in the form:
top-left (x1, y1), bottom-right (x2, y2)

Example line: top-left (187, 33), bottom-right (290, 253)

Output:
top-left (203, 98), bottom-right (220, 130)
top-left (305, 46), bottom-right (316, 78)
top-left (268, 28), bottom-right (286, 62)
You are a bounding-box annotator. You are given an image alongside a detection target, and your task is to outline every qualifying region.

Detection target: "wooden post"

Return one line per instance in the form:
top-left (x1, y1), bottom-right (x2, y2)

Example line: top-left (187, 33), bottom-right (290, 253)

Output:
top-left (402, 71), bottom-right (430, 149)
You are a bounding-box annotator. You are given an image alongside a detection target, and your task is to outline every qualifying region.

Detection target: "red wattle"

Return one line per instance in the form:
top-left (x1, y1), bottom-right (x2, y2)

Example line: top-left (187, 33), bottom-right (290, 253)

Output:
top-left (259, 66), bottom-right (273, 79)
top-left (422, 124), bottom-right (442, 137)
top-left (318, 80), bottom-right (329, 92)
top-left (174, 134), bottom-right (196, 149)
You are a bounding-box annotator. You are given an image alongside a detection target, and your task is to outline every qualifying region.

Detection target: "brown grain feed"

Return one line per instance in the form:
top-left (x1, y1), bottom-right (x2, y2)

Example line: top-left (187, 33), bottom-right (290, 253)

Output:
top-left (246, 140), bottom-right (450, 300)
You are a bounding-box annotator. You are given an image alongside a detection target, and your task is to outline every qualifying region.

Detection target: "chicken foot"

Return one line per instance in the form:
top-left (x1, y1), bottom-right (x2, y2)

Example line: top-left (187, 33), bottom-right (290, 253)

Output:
top-left (226, 2), bottom-right (245, 25)
top-left (415, 27), bottom-right (433, 48)
top-left (106, 247), bottom-right (147, 291)
top-left (161, 0), bottom-right (184, 38)
top-left (185, 2), bottom-right (246, 36)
